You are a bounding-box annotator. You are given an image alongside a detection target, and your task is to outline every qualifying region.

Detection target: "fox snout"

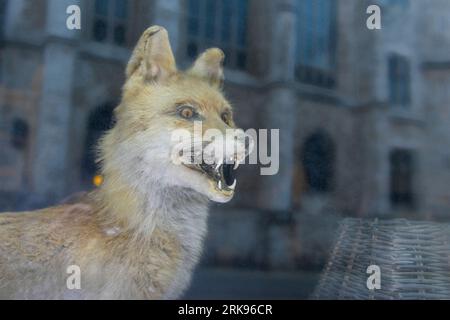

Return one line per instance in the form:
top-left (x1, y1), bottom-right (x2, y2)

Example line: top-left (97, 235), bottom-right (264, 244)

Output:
top-left (201, 128), bottom-right (250, 166)
top-left (171, 126), bottom-right (251, 193)
top-left (200, 128), bottom-right (251, 190)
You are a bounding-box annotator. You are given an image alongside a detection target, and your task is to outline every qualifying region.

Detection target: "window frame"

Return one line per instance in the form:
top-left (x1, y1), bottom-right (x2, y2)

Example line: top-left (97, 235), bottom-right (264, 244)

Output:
top-left (183, 0), bottom-right (250, 71)
top-left (388, 53), bottom-right (412, 108)
top-left (0, 0), bottom-right (7, 40)
top-left (294, 0), bottom-right (338, 89)
top-left (86, 0), bottom-right (135, 48)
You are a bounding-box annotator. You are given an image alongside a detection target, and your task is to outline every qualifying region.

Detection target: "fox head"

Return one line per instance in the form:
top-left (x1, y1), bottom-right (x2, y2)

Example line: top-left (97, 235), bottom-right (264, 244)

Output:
top-left (98, 26), bottom-right (250, 204)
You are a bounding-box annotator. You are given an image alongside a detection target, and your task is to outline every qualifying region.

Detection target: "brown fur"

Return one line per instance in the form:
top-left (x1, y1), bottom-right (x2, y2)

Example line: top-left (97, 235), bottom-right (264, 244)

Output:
top-left (0, 197), bottom-right (182, 299)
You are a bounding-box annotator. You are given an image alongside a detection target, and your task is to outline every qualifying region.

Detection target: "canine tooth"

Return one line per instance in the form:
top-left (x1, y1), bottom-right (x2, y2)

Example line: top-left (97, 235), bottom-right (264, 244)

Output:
top-left (218, 181), bottom-right (222, 190)
top-left (230, 179), bottom-right (237, 190)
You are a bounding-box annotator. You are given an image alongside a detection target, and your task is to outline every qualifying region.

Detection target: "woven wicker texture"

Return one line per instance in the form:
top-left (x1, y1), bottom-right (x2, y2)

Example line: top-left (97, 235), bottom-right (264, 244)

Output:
top-left (312, 218), bottom-right (450, 299)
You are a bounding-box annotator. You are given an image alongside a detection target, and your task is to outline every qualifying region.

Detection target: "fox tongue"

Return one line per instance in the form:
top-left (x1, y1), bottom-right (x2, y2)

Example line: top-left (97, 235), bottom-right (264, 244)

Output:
top-left (222, 164), bottom-right (235, 187)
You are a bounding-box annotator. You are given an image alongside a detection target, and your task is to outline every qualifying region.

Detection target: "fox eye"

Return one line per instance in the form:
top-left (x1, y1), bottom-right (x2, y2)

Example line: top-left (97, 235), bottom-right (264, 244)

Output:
top-left (179, 106), bottom-right (196, 120)
top-left (221, 112), bottom-right (232, 125)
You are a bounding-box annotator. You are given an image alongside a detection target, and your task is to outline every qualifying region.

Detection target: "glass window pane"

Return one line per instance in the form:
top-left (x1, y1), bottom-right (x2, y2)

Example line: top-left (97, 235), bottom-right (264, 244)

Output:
top-left (95, 0), bottom-right (109, 16)
top-left (186, 0), bottom-right (248, 70)
top-left (205, 0), bottom-right (216, 40)
top-left (389, 55), bottom-right (411, 106)
top-left (0, 0), bottom-right (6, 39)
top-left (315, 0), bottom-right (330, 69)
top-left (237, 0), bottom-right (248, 47)
top-left (114, 0), bottom-right (128, 19)
top-left (221, 0), bottom-right (232, 43)
top-left (188, 0), bottom-right (201, 17)
top-left (296, 0), bottom-right (336, 86)
top-left (304, 0), bottom-right (314, 66)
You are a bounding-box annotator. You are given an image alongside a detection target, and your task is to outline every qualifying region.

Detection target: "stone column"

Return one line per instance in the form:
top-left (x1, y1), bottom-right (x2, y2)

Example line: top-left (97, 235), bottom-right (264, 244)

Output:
top-left (32, 0), bottom-right (80, 202)
top-left (151, 0), bottom-right (182, 57)
top-left (257, 0), bottom-right (297, 213)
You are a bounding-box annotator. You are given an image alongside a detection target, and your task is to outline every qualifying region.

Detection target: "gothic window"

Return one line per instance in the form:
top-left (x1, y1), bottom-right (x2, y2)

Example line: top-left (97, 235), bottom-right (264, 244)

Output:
top-left (295, 0), bottom-right (337, 88)
top-left (388, 54), bottom-right (411, 107)
top-left (186, 0), bottom-right (249, 70)
top-left (92, 0), bottom-right (129, 46)
top-left (302, 131), bottom-right (335, 193)
top-left (390, 149), bottom-right (415, 208)
top-left (10, 118), bottom-right (29, 150)
top-left (0, 0), bottom-right (7, 40)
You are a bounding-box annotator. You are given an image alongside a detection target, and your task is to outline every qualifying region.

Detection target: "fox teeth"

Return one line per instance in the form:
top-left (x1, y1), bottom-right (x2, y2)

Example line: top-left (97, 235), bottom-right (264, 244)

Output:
top-left (229, 179), bottom-right (237, 190)
top-left (234, 162), bottom-right (240, 170)
top-left (218, 180), bottom-right (222, 190)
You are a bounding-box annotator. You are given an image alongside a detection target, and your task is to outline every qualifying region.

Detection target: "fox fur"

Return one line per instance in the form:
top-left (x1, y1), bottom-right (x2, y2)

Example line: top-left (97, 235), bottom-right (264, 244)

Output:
top-left (0, 26), bottom-right (245, 299)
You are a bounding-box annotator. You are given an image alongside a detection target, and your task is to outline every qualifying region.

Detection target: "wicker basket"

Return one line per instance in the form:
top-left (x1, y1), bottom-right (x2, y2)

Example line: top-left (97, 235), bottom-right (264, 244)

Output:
top-left (312, 218), bottom-right (450, 300)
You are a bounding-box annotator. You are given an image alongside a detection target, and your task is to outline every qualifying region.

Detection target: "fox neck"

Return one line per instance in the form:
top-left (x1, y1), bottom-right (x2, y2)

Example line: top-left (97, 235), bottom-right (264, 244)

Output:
top-left (96, 167), bottom-right (210, 244)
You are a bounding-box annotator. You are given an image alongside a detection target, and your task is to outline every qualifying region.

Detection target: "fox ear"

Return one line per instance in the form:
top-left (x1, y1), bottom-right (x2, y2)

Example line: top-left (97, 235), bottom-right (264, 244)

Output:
top-left (126, 26), bottom-right (177, 82)
top-left (189, 48), bottom-right (225, 88)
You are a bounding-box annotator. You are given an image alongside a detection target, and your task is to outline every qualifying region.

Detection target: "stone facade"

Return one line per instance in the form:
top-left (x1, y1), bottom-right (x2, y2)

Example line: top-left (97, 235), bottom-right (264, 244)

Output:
top-left (1, 0), bottom-right (450, 269)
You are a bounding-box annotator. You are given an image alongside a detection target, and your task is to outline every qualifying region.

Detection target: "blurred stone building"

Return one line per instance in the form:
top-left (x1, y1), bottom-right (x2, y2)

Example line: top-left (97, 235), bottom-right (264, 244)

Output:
top-left (1, 0), bottom-right (450, 269)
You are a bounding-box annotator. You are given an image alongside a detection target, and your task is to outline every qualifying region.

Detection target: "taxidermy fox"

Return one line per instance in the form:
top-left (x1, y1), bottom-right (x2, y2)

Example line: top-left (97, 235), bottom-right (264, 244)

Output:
top-left (0, 26), bottom-right (249, 299)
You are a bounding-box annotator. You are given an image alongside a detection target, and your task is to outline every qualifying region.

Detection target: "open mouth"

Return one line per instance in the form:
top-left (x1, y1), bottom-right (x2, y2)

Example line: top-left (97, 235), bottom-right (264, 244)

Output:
top-left (184, 159), bottom-right (239, 193)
